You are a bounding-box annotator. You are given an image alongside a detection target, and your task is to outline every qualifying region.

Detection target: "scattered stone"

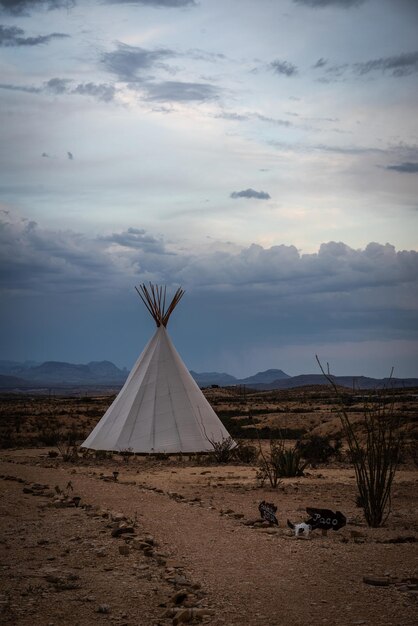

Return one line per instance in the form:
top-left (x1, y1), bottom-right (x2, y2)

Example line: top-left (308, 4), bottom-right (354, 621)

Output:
top-left (118, 545), bottom-right (130, 556)
top-left (97, 604), bottom-right (111, 614)
top-left (172, 589), bottom-right (188, 605)
top-left (363, 576), bottom-right (390, 587)
top-left (111, 526), bottom-right (135, 538)
top-left (44, 569), bottom-right (81, 591)
top-left (144, 535), bottom-right (156, 546)
top-left (95, 548), bottom-right (106, 558)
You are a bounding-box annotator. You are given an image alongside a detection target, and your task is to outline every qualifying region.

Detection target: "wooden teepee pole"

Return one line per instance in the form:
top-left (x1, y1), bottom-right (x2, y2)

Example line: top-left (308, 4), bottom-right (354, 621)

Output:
top-left (136, 283), bottom-right (185, 327)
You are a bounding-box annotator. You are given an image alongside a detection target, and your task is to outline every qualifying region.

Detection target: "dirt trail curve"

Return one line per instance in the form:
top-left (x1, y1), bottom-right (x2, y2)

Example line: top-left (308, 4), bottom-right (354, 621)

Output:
top-left (1, 460), bottom-right (417, 626)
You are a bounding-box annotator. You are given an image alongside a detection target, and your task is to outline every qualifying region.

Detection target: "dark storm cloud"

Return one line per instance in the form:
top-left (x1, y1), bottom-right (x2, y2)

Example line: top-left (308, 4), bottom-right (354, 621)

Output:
top-left (386, 162), bottom-right (418, 173)
top-left (175, 242), bottom-right (418, 301)
top-left (293, 0), bottom-right (365, 7)
top-left (2, 213), bottom-right (417, 356)
top-left (4, 213), bottom-right (417, 299)
top-left (72, 82), bottom-right (116, 102)
top-left (354, 51), bottom-right (418, 77)
top-left (144, 80), bottom-right (219, 102)
top-left (0, 217), bottom-right (111, 292)
top-left (103, 0), bottom-right (196, 6)
top-left (100, 227), bottom-right (166, 254)
top-left (0, 215), bottom-right (173, 292)
top-left (270, 59), bottom-right (298, 77)
top-left (0, 24), bottom-right (69, 46)
top-left (230, 189), bottom-right (271, 200)
top-left (0, 0), bottom-right (75, 15)
top-left (101, 43), bottom-right (174, 81)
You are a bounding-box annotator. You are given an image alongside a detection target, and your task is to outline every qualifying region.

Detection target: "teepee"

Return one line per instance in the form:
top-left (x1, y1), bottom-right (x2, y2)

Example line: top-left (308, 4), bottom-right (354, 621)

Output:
top-left (81, 284), bottom-right (234, 454)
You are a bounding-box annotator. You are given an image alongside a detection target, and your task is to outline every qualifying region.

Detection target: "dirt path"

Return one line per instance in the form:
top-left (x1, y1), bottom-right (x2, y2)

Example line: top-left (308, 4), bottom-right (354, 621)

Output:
top-left (1, 458), bottom-right (417, 626)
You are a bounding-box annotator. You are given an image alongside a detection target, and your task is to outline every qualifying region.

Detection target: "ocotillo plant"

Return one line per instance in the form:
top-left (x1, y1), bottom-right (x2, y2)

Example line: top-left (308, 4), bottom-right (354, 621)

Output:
top-left (316, 356), bottom-right (403, 527)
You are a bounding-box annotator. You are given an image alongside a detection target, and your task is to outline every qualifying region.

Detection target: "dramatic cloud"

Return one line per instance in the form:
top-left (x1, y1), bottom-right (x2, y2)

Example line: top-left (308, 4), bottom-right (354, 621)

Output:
top-left (270, 59), bottom-right (298, 77)
top-left (45, 77), bottom-right (71, 94)
top-left (0, 0), bottom-right (75, 15)
top-left (0, 216), bottom-right (112, 292)
top-left (103, 0), bottom-right (195, 6)
top-left (102, 43), bottom-right (174, 81)
top-left (293, 0), bottom-right (365, 7)
top-left (386, 162), bottom-right (418, 173)
top-left (230, 189), bottom-right (271, 200)
top-left (72, 82), bottom-right (116, 102)
top-left (0, 24), bottom-right (69, 47)
top-left (354, 51), bottom-right (418, 77)
top-left (3, 213), bottom-right (417, 302)
top-left (99, 227), bottom-right (166, 254)
top-left (2, 213), bottom-right (417, 375)
top-left (144, 81), bottom-right (219, 102)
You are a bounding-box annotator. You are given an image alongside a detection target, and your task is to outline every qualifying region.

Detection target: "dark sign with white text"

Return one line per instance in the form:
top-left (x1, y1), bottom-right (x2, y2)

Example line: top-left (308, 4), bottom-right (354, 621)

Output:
top-left (305, 507), bottom-right (346, 531)
top-left (258, 500), bottom-right (278, 525)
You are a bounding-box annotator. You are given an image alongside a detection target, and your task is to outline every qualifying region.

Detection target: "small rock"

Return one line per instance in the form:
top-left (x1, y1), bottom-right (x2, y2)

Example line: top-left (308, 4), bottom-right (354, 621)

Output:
top-left (111, 526), bottom-right (135, 538)
top-left (97, 604), bottom-right (111, 614)
top-left (172, 589), bottom-right (188, 605)
top-left (118, 545), bottom-right (130, 556)
top-left (363, 576), bottom-right (390, 587)
top-left (95, 548), bottom-right (106, 558)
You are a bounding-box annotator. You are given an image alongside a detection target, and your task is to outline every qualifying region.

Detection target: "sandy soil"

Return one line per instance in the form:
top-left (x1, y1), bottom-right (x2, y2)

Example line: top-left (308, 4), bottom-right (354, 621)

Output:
top-left (0, 450), bottom-right (417, 626)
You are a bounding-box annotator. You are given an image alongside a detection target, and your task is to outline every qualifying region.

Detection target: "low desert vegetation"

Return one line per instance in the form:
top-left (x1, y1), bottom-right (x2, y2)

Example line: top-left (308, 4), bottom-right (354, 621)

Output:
top-left (317, 358), bottom-right (406, 527)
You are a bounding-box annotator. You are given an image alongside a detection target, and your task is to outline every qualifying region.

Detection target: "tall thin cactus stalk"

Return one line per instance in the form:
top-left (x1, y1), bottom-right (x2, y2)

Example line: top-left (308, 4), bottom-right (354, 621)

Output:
top-left (316, 356), bottom-right (403, 527)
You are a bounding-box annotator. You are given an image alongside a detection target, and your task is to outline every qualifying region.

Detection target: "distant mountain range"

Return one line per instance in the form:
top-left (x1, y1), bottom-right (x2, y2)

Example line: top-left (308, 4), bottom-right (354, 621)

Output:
top-left (0, 360), bottom-right (417, 391)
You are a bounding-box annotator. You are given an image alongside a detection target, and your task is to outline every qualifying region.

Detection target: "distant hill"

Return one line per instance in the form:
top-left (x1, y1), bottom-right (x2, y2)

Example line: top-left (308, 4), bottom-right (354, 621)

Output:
top-left (0, 360), bottom-right (127, 386)
top-left (190, 371), bottom-right (238, 387)
top-left (249, 374), bottom-right (418, 391)
top-left (0, 360), bottom-right (416, 391)
top-left (240, 369), bottom-right (290, 385)
top-left (0, 374), bottom-right (30, 388)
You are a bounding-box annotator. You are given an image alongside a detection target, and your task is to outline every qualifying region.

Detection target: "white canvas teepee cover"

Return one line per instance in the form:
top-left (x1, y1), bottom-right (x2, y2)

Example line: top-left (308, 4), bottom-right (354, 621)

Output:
top-left (82, 295), bottom-right (233, 453)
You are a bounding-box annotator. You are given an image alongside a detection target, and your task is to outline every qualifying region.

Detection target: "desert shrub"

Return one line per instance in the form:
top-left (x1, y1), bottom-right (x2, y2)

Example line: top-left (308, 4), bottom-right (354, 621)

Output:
top-left (216, 412), bottom-right (305, 440)
top-left (0, 428), bottom-right (17, 449)
top-left (66, 427), bottom-right (87, 445)
top-left (234, 440), bottom-right (259, 464)
top-left (39, 427), bottom-right (61, 446)
top-left (274, 445), bottom-right (308, 477)
top-left (119, 448), bottom-right (134, 463)
top-left (208, 436), bottom-right (236, 463)
top-left (317, 357), bottom-right (404, 527)
top-left (151, 452), bottom-right (169, 461)
top-left (257, 439), bottom-right (307, 488)
top-left (56, 440), bottom-right (79, 462)
top-left (297, 435), bottom-right (342, 464)
top-left (94, 449), bottom-right (113, 460)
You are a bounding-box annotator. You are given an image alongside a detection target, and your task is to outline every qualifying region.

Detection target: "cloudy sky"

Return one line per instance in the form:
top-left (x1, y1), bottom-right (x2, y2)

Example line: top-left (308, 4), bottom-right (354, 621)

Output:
top-left (1, 0), bottom-right (417, 378)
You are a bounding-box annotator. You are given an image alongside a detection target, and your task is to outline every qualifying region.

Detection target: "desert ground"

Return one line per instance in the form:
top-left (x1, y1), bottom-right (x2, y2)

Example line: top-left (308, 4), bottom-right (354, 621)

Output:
top-left (0, 386), bottom-right (417, 626)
